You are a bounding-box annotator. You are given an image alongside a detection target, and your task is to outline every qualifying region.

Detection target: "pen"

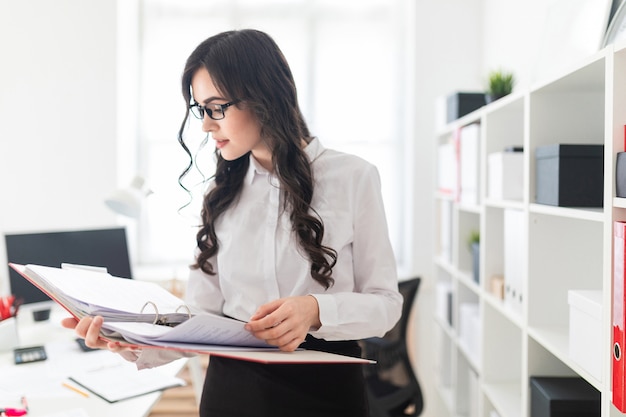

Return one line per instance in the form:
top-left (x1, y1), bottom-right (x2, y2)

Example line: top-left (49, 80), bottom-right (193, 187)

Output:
top-left (62, 382), bottom-right (90, 398)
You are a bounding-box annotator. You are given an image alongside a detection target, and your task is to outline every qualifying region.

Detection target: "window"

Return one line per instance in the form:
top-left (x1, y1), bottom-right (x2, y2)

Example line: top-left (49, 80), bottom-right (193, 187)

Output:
top-left (135, 0), bottom-right (412, 269)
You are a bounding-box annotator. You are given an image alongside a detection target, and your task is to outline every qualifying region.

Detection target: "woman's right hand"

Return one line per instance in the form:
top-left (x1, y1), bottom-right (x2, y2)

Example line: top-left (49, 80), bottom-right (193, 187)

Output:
top-left (61, 316), bottom-right (129, 353)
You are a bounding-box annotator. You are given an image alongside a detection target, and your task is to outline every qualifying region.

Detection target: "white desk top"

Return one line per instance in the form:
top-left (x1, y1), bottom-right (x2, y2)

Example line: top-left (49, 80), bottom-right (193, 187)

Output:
top-left (0, 306), bottom-right (187, 417)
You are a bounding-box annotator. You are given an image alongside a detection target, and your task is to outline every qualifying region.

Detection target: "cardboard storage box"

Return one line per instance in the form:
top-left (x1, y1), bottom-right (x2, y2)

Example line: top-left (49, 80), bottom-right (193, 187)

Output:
top-left (530, 376), bottom-right (600, 417)
top-left (535, 144), bottom-right (604, 207)
top-left (446, 92), bottom-right (486, 123)
top-left (488, 151), bottom-right (523, 201)
top-left (568, 290), bottom-right (602, 380)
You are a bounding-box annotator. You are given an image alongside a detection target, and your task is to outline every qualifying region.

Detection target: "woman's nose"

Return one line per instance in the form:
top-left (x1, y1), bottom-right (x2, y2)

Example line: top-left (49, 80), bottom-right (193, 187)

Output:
top-left (202, 115), bottom-right (217, 133)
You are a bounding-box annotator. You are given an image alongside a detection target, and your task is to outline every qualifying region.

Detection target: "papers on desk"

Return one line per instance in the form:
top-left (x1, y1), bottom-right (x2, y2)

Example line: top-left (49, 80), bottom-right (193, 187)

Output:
top-left (69, 362), bottom-right (185, 403)
top-left (0, 340), bottom-right (184, 404)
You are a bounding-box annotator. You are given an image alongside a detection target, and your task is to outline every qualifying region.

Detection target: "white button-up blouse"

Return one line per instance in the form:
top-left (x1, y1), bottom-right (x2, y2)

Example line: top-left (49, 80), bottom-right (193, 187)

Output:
top-left (185, 138), bottom-right (402, 341)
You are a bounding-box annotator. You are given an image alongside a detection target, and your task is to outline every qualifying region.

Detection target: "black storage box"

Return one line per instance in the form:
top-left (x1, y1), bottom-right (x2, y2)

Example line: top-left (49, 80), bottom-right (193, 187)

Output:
top-left (446, 92), bottom-right (486, 123)
top-left (530, 376), bottom-right (600, 417)
top-left (535, 144), bottom-right (604, 207)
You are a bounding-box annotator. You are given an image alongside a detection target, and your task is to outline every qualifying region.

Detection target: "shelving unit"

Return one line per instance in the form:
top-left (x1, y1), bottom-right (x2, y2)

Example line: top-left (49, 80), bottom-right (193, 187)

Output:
top-left (433, 39), bottom-right (626, 417)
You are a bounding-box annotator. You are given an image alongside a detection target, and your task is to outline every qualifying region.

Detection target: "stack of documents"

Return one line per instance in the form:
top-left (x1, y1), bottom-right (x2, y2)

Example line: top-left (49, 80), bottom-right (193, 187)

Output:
top-left (10, 264), bottom-right (266, 349)
top-left (9, 264), bottom-right (371, 364)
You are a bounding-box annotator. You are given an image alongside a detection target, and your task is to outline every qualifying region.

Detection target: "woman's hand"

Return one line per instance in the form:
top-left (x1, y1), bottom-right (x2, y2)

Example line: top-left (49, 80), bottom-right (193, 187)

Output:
top-left (244, 295), bottom-right (321, 352)
top-left (61, 316), bottom-right (130, 353)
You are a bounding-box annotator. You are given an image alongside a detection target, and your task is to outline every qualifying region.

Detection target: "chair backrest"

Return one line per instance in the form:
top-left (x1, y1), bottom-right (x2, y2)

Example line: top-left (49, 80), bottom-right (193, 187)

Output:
top-left (361, 276), bottom-right (424, 417)
top-left (384, 277), bottom-right (421, 343)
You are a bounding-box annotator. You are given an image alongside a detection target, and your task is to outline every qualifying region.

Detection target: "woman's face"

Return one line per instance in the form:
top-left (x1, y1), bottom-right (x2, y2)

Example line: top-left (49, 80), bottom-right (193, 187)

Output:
top-left (190, 67), bottom-right (272, 170)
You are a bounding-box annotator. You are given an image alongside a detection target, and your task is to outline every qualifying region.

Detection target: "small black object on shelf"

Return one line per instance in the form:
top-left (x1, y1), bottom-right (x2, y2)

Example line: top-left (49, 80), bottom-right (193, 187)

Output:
top-left (446, 92), bottom-right (486, 123)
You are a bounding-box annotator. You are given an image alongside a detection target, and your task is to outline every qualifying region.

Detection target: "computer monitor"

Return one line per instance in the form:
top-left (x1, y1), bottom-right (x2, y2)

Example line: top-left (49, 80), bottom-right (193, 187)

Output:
top-left (5, 227), bottom-right (133, 310)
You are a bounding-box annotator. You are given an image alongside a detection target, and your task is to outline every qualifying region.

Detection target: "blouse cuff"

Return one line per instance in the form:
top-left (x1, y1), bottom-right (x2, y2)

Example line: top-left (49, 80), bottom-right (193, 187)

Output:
top-left (310, 293), bottom-right (338, 331)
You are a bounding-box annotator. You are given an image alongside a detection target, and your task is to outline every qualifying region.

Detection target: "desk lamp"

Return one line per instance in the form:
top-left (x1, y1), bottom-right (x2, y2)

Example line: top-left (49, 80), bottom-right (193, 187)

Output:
top-left (104, 176), bottom-right (153, 218)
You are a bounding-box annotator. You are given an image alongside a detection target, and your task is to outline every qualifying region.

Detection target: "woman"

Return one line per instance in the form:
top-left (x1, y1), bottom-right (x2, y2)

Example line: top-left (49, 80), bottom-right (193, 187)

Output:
top-left (64, 29), bottom-right (402, 417)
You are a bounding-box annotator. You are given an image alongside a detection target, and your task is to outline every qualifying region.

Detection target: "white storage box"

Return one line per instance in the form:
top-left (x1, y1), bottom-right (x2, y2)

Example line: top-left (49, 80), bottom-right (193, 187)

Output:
top-left (488, 151), bottom-right (523, 201)
top-left (436, 281), bottom-right (453, 325)
top-left (459, 302), bottom-right (481, 366)
top-left (568, 290), bottom-right (602, 380)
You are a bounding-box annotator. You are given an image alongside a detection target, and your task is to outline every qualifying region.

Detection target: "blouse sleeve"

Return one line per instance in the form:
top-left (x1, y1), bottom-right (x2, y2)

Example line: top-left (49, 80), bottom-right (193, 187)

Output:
top-left (310, 162), bottom-right (403, 341)
top-left (184, 253), bottom-right (225, 315)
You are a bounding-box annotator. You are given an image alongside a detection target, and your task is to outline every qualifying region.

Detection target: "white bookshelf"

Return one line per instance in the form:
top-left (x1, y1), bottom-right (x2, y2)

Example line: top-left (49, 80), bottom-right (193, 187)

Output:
top-left (433, 39), bottom-right (626, 417)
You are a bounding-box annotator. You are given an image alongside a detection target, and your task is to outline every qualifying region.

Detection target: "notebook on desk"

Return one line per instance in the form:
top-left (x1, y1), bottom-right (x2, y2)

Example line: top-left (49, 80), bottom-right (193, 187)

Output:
top-left (68, 361), bottom-right (185, 403)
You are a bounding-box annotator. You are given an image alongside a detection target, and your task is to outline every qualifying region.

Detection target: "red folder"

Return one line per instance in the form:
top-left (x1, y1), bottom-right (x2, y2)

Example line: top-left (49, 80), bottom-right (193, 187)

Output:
top-left (613, 221), bottom-right (626, 412)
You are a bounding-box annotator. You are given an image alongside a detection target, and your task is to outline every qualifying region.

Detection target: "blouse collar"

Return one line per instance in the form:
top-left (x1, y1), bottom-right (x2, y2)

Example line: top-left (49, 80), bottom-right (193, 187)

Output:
top-left (245, 137), bottom-right (324, 185)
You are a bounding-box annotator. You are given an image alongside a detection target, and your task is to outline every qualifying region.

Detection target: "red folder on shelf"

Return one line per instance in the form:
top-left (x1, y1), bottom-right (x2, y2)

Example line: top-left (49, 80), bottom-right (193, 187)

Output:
top-left (613, 221), bottom-right (626, 412)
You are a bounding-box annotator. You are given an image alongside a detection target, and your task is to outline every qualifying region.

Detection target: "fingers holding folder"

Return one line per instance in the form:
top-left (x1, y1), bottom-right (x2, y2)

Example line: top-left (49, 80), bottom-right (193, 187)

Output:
top-left (61, 315), bottom-right (128, 353)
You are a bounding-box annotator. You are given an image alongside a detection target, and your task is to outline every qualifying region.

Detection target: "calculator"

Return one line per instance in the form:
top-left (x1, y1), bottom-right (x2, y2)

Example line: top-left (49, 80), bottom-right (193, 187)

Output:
top-left (14, 345), bottom-right (47, 364)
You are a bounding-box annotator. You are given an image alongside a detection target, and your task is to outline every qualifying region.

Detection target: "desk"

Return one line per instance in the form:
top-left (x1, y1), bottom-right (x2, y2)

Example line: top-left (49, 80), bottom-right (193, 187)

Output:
top-left (0, 305), bottom-right (188, 417)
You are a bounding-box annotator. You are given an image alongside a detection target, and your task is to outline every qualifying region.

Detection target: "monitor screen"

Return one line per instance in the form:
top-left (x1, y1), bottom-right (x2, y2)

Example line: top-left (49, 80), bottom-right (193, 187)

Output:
top-left (5, 227), bottom-right (133, 306)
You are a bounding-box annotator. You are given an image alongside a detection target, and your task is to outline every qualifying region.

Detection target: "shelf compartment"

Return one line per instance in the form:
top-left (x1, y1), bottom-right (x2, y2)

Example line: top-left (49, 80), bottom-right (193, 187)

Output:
top-left (483, 95), bottom-right (525, 164)
top-left (457, 284), bottom-right (481, 370)
top-left (527, 335), bottom-right (580, 379)
top-left (455, 352), bottom-right (479, 417)
top-left (434, 323), bottom-right (455, 392)
top-left (529, 203), bottom-right (604, 221)
top-left (484, 206), bottom-right (504, 298)
top-left (527, 324), bottom-right (603, 391)
top-left (527, 213), bottom-right (604, 330)
top-left (482, 303), bottom-right (523, 381)
top-left (436, 199), bottom-right (455, 264)
top-left (435, 266), bottom-right (454, 329)
top-left (483, 382), bottom-right (522, 417)
top-left (457, 210), bottom-right (480, 281)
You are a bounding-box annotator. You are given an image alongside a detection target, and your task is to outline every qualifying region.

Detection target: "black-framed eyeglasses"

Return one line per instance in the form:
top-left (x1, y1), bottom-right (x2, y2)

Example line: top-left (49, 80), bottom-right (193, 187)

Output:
top-left (189, 100), bottom-right (240, 121)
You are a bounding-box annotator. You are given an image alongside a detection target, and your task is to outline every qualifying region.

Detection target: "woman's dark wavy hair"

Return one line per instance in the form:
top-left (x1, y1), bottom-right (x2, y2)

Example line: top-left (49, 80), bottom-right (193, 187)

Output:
top-left (177, 29), bottom-right (336, 289)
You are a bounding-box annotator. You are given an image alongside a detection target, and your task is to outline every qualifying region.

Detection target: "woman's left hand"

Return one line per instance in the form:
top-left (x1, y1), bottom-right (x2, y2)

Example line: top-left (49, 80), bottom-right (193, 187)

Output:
top-left (245, 295), bottom-right (321, 352)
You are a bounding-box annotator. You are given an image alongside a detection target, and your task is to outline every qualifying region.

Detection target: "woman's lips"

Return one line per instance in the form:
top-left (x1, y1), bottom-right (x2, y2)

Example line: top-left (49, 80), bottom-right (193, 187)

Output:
top-left (214, 138), bottom-right (229, 149)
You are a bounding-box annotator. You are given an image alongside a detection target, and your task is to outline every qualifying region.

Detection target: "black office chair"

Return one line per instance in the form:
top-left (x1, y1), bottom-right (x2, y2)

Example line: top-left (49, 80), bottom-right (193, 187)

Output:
top-left (361, 277), bottom-right (424, 417)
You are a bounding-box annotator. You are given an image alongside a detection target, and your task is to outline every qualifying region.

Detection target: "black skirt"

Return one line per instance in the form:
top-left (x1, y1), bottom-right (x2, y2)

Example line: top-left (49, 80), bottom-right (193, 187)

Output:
top-left (199, 335), bottom-right (369, 417)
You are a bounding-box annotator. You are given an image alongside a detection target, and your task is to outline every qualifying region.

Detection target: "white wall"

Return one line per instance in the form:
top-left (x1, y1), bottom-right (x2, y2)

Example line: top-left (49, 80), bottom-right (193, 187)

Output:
top-left (0, 0), bottom-right (121, 292)
top-left (481, 0), bottom-right (612, 92)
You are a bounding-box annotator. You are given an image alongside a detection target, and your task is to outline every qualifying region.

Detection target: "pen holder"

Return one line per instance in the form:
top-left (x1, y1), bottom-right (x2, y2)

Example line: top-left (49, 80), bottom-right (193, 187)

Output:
top-left (0, 317), bottom-right (19, 352)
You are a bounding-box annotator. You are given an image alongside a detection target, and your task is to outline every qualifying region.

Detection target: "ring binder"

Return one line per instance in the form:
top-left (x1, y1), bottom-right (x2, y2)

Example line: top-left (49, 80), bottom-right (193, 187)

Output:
top-left (6, 263), bottom-right (378, 363)
top-left (176, 304), bottom-right (192, 317)
top-left (140, 301), bottom-right (192, 327)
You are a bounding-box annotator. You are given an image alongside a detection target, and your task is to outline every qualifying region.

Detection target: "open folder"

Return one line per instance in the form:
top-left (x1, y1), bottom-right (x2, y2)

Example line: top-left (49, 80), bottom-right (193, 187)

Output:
top-left (9, 263), bottom-right (372, 364)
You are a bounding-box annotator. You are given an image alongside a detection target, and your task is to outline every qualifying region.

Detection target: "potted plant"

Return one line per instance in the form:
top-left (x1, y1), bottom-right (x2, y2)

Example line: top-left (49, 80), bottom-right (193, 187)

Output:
top-left (486, 69), bottom-right (514, 103)
top-left (468, 230), bottom-right (480, 283)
